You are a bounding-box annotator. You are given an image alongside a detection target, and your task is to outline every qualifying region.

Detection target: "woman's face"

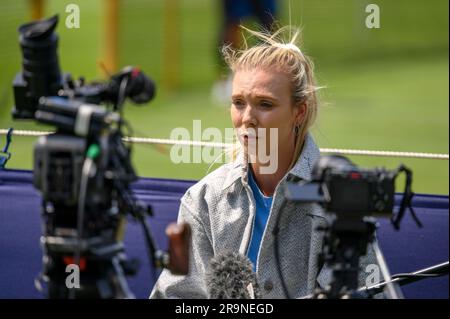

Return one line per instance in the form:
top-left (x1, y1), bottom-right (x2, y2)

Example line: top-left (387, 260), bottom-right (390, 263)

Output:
top-left (230, 68), bottom-right (304, 170)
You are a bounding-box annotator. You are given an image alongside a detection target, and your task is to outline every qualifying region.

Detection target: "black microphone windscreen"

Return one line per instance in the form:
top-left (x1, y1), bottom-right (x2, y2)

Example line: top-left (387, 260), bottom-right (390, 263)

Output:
top-left (128, 71), bottom-right (156, 104)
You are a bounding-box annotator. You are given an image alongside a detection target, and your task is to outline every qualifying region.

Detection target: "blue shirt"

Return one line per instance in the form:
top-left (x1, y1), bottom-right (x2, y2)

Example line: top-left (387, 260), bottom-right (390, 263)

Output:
top-left (247, 169), bottom-right (273, 271)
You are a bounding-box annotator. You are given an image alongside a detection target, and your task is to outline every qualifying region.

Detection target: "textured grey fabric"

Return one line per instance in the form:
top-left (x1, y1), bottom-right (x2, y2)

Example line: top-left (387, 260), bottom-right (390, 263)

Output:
top-left (150, 134), bottom-right (382, 299)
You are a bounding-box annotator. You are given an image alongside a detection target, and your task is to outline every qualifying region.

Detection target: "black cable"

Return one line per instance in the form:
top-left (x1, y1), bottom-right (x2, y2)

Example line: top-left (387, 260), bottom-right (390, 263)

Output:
top-left (115, 179), bottom-right (159, 282)
top-left (361, 261), bottom-right (449, 296)
top-left (391, 165), bottom-right (423, 230)
top-left (116, 76), bottom-right (129, 115)
top-left (112, 112), bottom-right (163, 282)
top-left (70, 155), bottom-right (94, 299)
top-left (138, 216), bottom-right (160, 283)
top-left (392, 273), bottom-right (443, 279)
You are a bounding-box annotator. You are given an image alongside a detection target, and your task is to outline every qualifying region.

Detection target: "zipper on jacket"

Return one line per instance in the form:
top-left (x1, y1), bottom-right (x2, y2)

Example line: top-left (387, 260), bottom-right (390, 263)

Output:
top-left (242, 181), bottom-right (256, 262)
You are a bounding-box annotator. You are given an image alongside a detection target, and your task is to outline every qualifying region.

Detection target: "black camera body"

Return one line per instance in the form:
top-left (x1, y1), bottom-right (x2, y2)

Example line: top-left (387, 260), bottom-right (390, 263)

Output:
top-left (34, 133), bottom-right (86, 206)
top-left (319, 165), bottom-right (395, 215)
top-left (285, 155), bottom-right (395, 216)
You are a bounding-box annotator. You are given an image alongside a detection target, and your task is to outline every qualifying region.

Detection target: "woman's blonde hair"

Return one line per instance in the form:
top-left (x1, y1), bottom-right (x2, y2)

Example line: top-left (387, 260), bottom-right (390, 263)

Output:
top-left (223, 26), bottom-right (321, 169)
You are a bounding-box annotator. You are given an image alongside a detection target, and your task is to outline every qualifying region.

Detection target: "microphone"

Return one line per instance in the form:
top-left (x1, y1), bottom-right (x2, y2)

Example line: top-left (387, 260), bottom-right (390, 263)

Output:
top-left (109, 66), bottom-right (156, 105)
top-left (126, 68), bottom-right (156, 104)
top-left (205, 251), bottom-right (260, 299)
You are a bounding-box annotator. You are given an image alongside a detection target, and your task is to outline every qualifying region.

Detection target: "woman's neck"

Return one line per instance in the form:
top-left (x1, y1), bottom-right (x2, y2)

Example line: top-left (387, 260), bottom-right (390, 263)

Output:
top-left (250, 153), bottom-right (294, 197)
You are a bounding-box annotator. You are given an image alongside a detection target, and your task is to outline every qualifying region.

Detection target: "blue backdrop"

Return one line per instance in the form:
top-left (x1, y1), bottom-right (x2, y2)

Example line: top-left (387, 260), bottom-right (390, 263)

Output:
top-left (0, 169), bottom-right (448, 299)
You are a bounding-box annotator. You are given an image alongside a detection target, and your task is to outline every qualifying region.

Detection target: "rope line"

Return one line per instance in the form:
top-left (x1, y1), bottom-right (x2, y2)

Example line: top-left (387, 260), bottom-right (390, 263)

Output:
top-left (1, 128), bottom-right (448, 160)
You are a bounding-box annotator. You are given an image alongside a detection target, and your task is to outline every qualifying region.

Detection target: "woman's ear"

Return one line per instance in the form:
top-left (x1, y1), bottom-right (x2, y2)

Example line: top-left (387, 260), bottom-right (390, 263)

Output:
top-left (295, 102), bottom-right (307, 124)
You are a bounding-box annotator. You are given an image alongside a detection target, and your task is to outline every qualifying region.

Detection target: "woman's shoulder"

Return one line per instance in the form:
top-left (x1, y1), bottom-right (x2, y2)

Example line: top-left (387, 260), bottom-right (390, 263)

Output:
top-left (182, 160), bottom-right (242, 203)
top-left (182, 161), bottom-right (242, 206)
top-left (178, 161), bottom-right (242, 219)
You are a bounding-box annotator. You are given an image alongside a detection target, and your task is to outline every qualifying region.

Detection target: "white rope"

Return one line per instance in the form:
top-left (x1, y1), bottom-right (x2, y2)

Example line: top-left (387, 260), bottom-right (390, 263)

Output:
top-left (0, 129), bottom-right (53, 137)
top-left (319, 148), bottom-right (448, 160)
top-left (1, 128), bottom-right (448, 160)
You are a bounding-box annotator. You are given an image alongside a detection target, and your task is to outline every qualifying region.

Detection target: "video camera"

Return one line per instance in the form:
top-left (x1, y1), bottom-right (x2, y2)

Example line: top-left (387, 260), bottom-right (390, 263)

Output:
top-left (285, 155), bottom-right (398, 216)
top-left (12, 15), bottom-right (189, 299)
top-left (282, 155), bottom-right (422, 299)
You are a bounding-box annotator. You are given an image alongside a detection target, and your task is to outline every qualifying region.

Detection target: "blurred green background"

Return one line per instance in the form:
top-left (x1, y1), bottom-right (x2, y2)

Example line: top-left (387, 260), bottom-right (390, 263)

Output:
top-left (0, 0), bottom-right (448, 194)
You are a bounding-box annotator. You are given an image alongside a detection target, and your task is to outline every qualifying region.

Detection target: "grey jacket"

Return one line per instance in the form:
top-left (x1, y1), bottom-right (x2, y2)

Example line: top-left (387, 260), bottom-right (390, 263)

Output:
top-left (150, 134), bottom-right (381, 298)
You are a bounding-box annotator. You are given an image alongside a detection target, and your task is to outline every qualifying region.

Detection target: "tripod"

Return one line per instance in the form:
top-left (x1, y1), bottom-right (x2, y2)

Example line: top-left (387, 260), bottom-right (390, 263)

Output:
top-left (313, 215), bottom-right (403, 299)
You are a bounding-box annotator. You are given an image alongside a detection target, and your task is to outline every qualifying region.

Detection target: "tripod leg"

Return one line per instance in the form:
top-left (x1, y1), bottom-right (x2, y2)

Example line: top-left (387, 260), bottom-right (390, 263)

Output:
top-left (110, 256), bottom-right (135, 299)
top-left (372, 240), bottom-right (404, 299)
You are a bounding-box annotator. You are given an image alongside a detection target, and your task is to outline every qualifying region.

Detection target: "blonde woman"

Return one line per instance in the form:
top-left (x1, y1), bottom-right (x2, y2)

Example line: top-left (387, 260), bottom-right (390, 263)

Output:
top-left (151, 27), bottom-right (380, 299)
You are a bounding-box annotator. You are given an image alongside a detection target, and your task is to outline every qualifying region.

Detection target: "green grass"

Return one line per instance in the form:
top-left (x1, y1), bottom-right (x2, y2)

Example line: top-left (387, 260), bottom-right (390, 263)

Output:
top-left (0, 0), bottom-right (448, 194)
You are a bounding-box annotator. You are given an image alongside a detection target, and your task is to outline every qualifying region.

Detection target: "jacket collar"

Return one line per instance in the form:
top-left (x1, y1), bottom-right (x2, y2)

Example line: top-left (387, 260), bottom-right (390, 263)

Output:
top-left (287, 133), bottom-right (321, 181)
top-left (221, 133), bottom-right (321, 190)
